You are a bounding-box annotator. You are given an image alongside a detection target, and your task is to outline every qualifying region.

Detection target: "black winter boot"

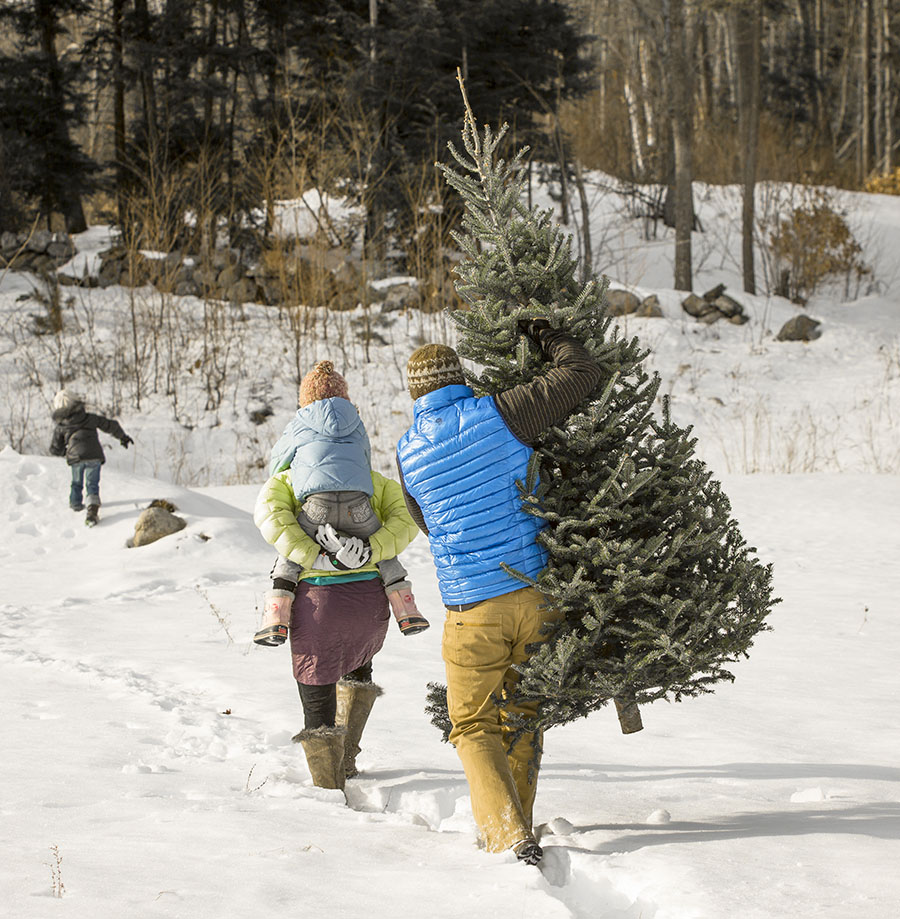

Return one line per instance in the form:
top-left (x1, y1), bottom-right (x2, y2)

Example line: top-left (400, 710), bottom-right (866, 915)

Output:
top-left (513, 839), bottom-right (543, 865)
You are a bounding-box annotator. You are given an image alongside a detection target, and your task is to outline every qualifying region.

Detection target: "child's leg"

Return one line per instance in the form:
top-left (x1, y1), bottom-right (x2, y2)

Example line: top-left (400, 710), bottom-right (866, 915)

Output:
top-left (272, 554), bottom-right (303, 584)
top-left (254, 586), bottom-right (293, 646)
top-left (336, 495), bottom-right (429, 636)
top-left (255, 499), bottom-right (340, 648)
top-left (333, 494), bottom-right (406, 583)
top-left (302, 492), bottom-right (430, 636)
top-left (375, 556), bottom-right (407, 587)
top-left (69, 463), bottom-right (85, 509)
top-left (84, 461), bottom-right (101, 507)
top-left (297, 493), bottom-right (342, 539)
top-left (254, 555), bottom-right (298, 646)
top-left (385, 580), bottom-right (430, 635)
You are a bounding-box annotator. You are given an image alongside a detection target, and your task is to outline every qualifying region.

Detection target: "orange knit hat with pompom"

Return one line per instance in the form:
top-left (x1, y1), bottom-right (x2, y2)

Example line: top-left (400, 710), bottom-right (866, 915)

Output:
top-left (298, 360), bottom-right (349, 407)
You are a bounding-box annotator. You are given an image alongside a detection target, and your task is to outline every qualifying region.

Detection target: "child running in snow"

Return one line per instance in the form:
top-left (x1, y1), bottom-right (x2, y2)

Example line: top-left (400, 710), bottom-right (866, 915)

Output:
top-left (254, 361), bottom-right (429, 646)
top-left (49, 390), bottom-right (133, 526)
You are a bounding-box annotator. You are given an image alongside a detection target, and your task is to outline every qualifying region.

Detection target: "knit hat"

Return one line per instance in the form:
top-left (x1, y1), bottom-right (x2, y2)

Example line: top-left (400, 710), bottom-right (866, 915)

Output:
top-left (298, 360), bottom-right (349, 407)
top-left (52, 389), bottom-right (80, 413)
top-left (406, 344), bottom-right (466, 400)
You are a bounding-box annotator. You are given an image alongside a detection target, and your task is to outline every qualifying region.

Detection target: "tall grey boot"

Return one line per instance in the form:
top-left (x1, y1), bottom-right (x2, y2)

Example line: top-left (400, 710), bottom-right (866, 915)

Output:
top-left (335, 680), bottom-right (382, 778)
top-left (293, 726), bottom-right (347, 790)
top-left (614, 696), bottom-right (644, 734)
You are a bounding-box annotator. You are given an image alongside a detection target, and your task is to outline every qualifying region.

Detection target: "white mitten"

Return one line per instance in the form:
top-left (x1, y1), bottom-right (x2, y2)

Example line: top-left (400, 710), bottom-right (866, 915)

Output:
top-left (315, 523), bottom-right (344, 553)
top-left (333, 536), bottom-right (371, 569)
top-left (315, 524), bottom-right (371, 569)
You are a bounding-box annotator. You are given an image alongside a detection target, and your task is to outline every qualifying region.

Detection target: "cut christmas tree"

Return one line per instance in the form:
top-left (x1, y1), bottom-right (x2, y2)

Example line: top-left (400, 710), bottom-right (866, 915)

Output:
top-left (426, 79), bottom-right (778, 741)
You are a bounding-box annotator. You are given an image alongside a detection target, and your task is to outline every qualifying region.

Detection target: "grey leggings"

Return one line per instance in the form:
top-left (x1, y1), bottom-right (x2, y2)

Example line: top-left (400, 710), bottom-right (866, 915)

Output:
top-left (272, 490), bottom-right (407, 586)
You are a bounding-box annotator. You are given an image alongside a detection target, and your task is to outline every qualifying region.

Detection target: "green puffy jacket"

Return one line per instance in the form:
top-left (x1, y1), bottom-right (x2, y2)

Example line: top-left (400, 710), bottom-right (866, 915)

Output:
top-left (253, 469), bottom-right (418, 581)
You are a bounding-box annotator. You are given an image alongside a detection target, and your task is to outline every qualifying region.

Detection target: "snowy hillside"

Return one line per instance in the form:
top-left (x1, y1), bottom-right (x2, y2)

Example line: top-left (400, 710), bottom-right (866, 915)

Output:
top-left (3, 175), bottom-right (900, 916)
top-left (2, 177), bottom-right (900, 487)
top-left (2, 449), bottom-right (899, 918)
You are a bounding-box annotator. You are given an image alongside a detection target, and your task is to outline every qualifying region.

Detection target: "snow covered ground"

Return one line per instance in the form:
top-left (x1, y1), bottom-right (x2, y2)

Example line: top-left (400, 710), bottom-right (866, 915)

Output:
top-left (2, 451), bottom-right (899, 918)
top-left (2, 173), bottom-right (900, 916)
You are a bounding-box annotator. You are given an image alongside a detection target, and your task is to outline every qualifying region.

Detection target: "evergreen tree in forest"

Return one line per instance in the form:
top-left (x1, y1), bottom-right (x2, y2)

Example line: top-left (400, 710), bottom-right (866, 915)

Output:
top-left (0, 0), bottom-right (95, 231)
top-left (246, 0), bottom-right (591, 256)
top-left (427, 86), bottom-right (778, 738)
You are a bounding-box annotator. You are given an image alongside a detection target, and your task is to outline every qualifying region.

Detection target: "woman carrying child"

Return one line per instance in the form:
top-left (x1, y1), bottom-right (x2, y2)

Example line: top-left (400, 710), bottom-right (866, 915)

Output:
top-left (253, 361), bottom-right (423, 790)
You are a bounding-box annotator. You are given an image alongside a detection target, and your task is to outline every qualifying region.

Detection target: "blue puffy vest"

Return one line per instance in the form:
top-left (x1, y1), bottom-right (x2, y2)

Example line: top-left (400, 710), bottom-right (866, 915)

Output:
top-left (269, 398), bottom-right (373, 501)
top-left (397, 384), bottom-right (547, 605)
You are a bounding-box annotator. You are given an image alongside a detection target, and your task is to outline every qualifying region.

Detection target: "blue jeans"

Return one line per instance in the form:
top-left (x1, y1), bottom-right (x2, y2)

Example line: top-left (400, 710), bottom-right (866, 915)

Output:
top-left (70, 461), bottom-right (101, 508)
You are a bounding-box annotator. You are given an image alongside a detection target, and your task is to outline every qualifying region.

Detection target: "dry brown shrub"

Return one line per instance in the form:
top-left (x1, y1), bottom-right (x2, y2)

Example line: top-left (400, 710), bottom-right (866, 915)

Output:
top-left (865, 168), bottom-right (900, 195)
top-left (767, 187), bottom-right (870, 302)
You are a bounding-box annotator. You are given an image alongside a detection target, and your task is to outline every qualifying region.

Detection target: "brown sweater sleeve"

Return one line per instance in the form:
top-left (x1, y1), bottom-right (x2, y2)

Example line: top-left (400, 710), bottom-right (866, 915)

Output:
top-left (493, 331), bottom-right (602, 446)
top-left (396, 453), bottom-right (430, 536)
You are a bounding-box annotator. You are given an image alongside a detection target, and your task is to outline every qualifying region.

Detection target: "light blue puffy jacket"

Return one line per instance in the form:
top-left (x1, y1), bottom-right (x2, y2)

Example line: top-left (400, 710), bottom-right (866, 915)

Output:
top-left (269, 397), bottom-right (373, 501)
top-left (397, 384), bottom-right (547, 605)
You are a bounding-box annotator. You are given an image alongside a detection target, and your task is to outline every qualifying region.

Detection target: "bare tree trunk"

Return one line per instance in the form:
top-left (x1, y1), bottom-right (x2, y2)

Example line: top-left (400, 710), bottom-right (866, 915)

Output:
top-left (574, 158), bottom-right (593, 283)
top-left (623, 79), bottom-right (646, 176)
top-left (556, 119), bottom-right (570, 224)
top-left (665, 0), bottom-right (694, 291)
top-left (734, 2), bottom-right (762, 294)
top-left (112, 0), bottom-right (127, 228)
top-left (796, 0), bottom-right (830, 148)
top-left (885, 0), bottom-right (894, 173)
top-left (860, 0), bottom-right (872, 183)
top-left (814, 0), bottom-right (824, 86)
top-left (836, 10), bottom-right (853, 140)
top-left (695, 16), bottom-right (713, 125)
top-left (875, 0), bottom-right (885, 169)
top-left (133, 0), bottom-right (158, 149)
top-left (36, 0), bottom-right (87, 232)
top-left (203, 0), bottom-right (221, 139)
top-left (0, 136), bottom-right (14, 223)
top-left (638, 39), bottom-right (656, 152)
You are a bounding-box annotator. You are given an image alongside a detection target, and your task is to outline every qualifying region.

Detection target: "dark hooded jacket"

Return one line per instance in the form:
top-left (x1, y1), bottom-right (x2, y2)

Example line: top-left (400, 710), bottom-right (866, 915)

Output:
top-left (49, 401), bottom-right (127, 465)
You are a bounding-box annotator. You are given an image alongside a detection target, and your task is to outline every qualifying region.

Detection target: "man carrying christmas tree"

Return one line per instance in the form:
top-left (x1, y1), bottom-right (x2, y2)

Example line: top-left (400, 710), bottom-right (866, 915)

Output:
top-left (396, 326), bottom-right (601, 865)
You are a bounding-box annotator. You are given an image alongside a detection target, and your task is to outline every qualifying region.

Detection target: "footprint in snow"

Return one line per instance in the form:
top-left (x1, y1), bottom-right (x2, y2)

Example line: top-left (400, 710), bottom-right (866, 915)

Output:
top-left (344, 773), bottom-right (472, 832)
top-left (542, 848), bottom-right (659, 918)
top-left (16, 461), bottom-right (44, 479)
top-left (538, 844), bottom-right (572, 887)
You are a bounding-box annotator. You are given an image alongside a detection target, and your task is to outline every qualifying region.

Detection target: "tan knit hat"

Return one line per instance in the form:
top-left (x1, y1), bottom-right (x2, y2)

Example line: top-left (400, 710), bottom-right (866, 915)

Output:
top-left (407, 344), bottom-right (466, 400)
top-left (298, 360), bottom-right (349, 407)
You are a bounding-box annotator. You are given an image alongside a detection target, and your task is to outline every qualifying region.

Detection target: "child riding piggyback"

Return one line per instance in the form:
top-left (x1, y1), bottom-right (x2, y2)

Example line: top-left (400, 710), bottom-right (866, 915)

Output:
top-left (254, 361), bottom-right (429, 646)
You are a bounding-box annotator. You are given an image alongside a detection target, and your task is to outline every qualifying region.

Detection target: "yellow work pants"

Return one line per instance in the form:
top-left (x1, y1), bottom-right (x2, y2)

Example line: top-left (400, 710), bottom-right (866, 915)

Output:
top-left (442, 587), bottom-right (562, 853)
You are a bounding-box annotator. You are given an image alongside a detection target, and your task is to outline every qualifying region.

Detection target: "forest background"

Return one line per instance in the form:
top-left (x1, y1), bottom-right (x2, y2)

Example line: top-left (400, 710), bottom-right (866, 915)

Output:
top-left (2, 0), bottom-right (899, 305)
top-left (2, 10), bottom-right (900, 911)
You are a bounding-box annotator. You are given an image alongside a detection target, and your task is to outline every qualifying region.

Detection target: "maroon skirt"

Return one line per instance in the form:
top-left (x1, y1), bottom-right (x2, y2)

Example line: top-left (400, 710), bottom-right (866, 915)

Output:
top-left (289, 578), bottom-right (390, 685)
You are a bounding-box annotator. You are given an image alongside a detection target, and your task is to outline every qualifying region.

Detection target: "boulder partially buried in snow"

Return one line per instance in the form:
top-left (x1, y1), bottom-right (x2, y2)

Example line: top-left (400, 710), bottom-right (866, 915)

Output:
top-left (777, 314), bottom-right (822, 342)
top-left (131, 502), bottom-right (187, 547)
top-left (606, 288), bottom-right (641, 316)
top-left (682, 285), bottom-right (750, 324)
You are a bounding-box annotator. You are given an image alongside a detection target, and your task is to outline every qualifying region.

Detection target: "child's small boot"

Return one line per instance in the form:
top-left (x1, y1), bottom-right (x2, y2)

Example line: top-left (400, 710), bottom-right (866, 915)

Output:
top-left (85, 503), bottom-right (99, 527)
top-left (254, 588), bottom-right (294, 646)
top-left (386, 581), bottom-right (429, 636)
